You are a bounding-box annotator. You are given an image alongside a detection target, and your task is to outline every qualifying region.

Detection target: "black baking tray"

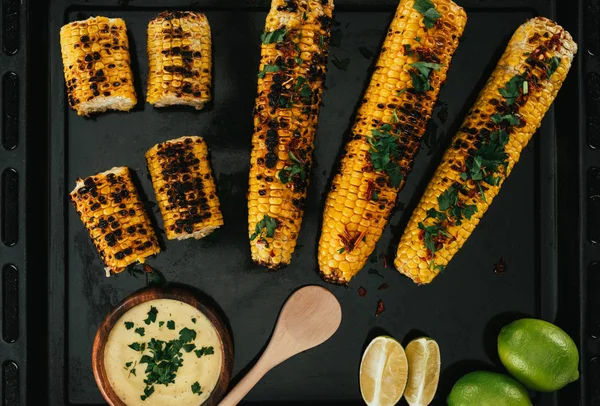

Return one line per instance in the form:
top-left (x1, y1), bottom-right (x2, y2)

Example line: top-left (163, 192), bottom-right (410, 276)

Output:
top-left (0, 0), bottom-right (597, 404)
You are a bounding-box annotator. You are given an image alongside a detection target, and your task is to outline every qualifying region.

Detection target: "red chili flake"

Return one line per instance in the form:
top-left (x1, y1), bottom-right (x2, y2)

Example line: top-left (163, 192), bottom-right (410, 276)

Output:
top-left (365, 180), bottom-right (375, 201)
top-left (381, 254), bottom-right (388, 268)
top-left (494, 257), bottom-right (507, 275)
top-left (375, 299), bottom-right (385, 317)
top-left (338, 227), bottom-right (367, 253)
top-left (377, 283), bottom-right (389, 290)
top-left (143, 264), bottom-right (154, 273)
top-left (358, 287), bottom-right (367, 297)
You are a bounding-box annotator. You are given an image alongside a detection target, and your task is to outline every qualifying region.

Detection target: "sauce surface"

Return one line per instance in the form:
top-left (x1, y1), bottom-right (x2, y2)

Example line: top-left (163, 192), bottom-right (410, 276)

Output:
top-left (104, 299), bottom-right (222, 405)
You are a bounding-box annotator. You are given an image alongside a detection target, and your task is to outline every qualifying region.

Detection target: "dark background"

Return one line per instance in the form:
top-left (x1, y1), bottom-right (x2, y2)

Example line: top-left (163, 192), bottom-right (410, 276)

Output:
top-left (0, 0), bottom-right (597, 404)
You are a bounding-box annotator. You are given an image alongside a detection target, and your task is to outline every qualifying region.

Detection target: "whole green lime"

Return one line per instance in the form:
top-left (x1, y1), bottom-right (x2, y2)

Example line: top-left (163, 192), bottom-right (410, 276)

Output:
top-left (498, 318), bottom-right (579, 392)
top-left (447, 371), bottom-right (531, 406)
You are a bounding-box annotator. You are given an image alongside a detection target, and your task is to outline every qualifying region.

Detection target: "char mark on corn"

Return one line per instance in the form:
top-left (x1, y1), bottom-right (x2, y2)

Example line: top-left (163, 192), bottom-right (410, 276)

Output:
top-left (146, 136), bottom-right (223, 240)
top-left (318, 0), bottom-right (467, 284)
top-left (60, 16), bottom-right (137, 116)
top-left (146, 11), bottom-right (212, 109)
top-left (69, 167), bottom-right (160, 275)
top-left (394, 17), bottom-right (577, 284)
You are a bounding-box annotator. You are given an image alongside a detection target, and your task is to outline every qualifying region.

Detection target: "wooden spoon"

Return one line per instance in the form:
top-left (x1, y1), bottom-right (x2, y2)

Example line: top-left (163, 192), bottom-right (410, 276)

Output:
top-left (218, 285), bottom-right (342, 406)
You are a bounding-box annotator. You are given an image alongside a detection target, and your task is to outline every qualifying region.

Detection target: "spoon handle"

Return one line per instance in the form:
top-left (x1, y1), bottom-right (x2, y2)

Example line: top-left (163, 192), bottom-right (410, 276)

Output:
top-left (217, 354), bottom-right (274, 406)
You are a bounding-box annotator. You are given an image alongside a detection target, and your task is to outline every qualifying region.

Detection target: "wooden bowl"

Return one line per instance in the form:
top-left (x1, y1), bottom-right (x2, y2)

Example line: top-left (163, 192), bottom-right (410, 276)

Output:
top-left (92, 286), bottom-right (233, 406)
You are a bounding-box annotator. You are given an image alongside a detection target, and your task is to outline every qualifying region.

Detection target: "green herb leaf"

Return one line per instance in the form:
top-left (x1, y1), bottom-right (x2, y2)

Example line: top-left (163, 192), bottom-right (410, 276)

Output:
top-left (546, 56), bottom-right (561, 78)
top-left (250, 214), bottom-right (278, 240)
top-left (261, 28), bottom-right (287, 44)
top-left (319, 34), bottom-right (325, 48)
top-left (144, 306), bottom-right (158, 325)
top-left (179, 328), bottom-right (197, 343)
top-left (167, 320), bottom-right (175, 330)
top-left (438, 187), bottom-right (457, 211)
top-left (368, 125), bottom-right (404, 187)
top-left (159, 321), bottom-right (164, 327)
top-left (135, 327), bottom-right (145, 337)
top-left (130, 368), bottom-right (136, 376)
top-left (191, 318), bottom-right (196, 324)
top-left (415, 36), bottom-right (421, 42)
top-left (371, 190), bottom-right (379, 201)
top-left (183, 343), bottom-right (196, 352)
top-left (125, 321), bottom-right (134, 330)
top-left (128, 342), bottom-right (145, 352)
top-left (498, 74), bottom-right (526, 105)
top-left (332, 55), bottom-right (350, 71)
top-left (403, 44), bottom-right (414, 57)
top-left (426, 208), bottom-right (447, 221)
top-left (337, 247), bottom-right (346, 254)
top-left (294, 57), bottom-right (303, 65)
top-left (409, 62), bottom-right (441, 93)
top-left (258, 64), bottom-right (280, 79)
top-left (125, 361), bottom-right (133, 368)
top-left (194, 346), bottom-right (215, 358)
top-left (191, 382), bottom-right (202, 395)
top-left (491, 113), bottom-right (520, 126)
top-left (141, 385), bottom-right (154, 401)
top-left (413, 0), bottom-right (441, 29)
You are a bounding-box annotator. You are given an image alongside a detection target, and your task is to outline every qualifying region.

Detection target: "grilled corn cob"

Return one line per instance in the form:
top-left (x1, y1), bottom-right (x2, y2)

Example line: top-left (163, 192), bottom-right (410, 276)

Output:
top-left (248, 0), bottom-right (334, 269)
top-left (395, 17), bottom-right (577, 284)
top-left (318, 0), bottom-right (467, 284)
top-left (146, 11), bottom-right (212, 109)
top-left (146, 136), bottom-right (223, 240)
top-left (69, 167), bottom-right (160, 275)
top-left (60, 17), bottom-right (136, 116)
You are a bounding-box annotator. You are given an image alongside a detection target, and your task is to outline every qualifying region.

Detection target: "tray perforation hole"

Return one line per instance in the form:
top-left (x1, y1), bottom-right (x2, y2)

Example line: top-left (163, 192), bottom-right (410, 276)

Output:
top-left (586, 73), bottom-right (600, 150)
top-left (588, 167), bottom-right (600, 244)
top-left (2, 0), bottom-right (19, 55)
top-left (1, 168), bottom-right (18, 246)
top-left (2, 72), bottom-right (19, 151)
top-left (2, 361), bottom-right (19, 406)
top-left (2, 264), bottom-right (18, 343)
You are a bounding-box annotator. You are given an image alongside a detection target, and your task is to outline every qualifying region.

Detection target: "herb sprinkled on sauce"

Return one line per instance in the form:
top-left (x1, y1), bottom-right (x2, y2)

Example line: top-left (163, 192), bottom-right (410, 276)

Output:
top-left (143, 306), bottom-right (158, 325)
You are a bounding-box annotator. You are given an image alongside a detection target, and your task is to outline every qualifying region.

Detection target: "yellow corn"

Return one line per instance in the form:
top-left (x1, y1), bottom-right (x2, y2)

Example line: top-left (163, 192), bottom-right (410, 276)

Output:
top-left (146, 136), bottom-right (223, 240)
top-left (248, 0), bottom-right (334, 269)
top-left (69, 167), bottom-right (160, 275)
top-left (395, 17), bottom-right (577, 284)
top-left (146, 11), bottom-right (212, 109)
top-left (60, 17), bottom-right (136, 116)
top-left (318, 0), bottom-right (467, 284)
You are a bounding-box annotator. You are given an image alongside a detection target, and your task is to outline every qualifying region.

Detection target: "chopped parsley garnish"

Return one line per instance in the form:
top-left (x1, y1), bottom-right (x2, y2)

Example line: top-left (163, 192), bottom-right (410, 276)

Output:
top-left (367, 124), bottom-right (404, 187)
top-left (183, 343), bottom-right (196, 352)
top-left (159, 321), bottom-right (164, 327)
top-left (128, 342), bottom-right (145, 352)
top-left (332, 55), bottom-right (350, 71)
top-left (337, 247), bottom-right (346, 254)
top-left (194, 346), bottom-right (215, 358)
top-left (261, 28), bottom-right (286, 44)
top-left (409, 61), bottom-right (442, 93)
top-left (418, 222), bottom-right (451, 254)
top-left (546, 56), bottom-right (561, 78)
top-left (135, 327), bottom-right (145, 337)
top-left (191, 382), bottom-right (202, 395)
top-left (124, 321), bottom-right (134, 330)
top-left (498, 74), bottom-right (526, 105)
top-left (403, 44), bottom-right (415, 57)
top-left (491, 113), bottom-right (520, 126)
top-left (319, 34), bottom-right (325, 48)
top-left (250, 214), bottom-right (278, 241)
top-left (294, 56), bottom-right (303, 65)
top-left (279, 150), bottom-right (306, 184)
top-left (125, 361), bottom-right (133, 368)
top-left (167, 320), bottom-right (175, 330)
top-left (258, 64), bottom-right (280, 78)
top-left (140, 382), bottom-right (155, 401)
top-left (413, 0), bottom-right (441, 29)
top-left (191, 318), bottom-right (196, 324)
top-left (415, 36), bottom-right (422, 43)
top-left (130, 368), bottom-right (136, 376)
top-left (179, 328), bottom-right (196, 343)
top-left (144, 307), bottom-right (158, 325)
top-left (392, 109), bottom-right (400, 123)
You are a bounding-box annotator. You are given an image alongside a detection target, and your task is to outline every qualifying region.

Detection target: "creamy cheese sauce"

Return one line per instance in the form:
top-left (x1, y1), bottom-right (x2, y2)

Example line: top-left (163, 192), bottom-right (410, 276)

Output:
top-left (104, 299), bottom-right (222, 406)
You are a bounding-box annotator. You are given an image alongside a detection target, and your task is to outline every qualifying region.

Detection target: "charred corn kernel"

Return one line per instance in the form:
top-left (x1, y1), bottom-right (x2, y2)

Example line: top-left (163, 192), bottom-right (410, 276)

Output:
top-left (395, 17), bottom-right (577, 284)
top-left (60, 17), bottom-right (136, 116)
top-left (248, 0), bottom-right (334, 269)
top-left (146, 11), bottom-right (212, 109)
top-left (69, 167), bottom-right (160, 275)
top-left (318, 0), bottom-right (467, 284)
top-left (146, 136), bottom-right (223, 240)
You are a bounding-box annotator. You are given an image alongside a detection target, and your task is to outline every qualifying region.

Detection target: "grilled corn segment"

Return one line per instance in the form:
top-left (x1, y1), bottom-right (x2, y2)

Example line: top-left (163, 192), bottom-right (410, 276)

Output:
top-left (248, 0), bottom-right (334, 269)
top-left (146, 11), bottom-right (212, 109)
top-left (146, 136), bottom-right (223, 240)
top-left (60, 17), bottom-right (136, 116)
top-left (395, 17), bottom-right (577, 284)
top-left (318, 0), bottom-right (467, 284)
top-left (69, 167), bottom-right (160, 275)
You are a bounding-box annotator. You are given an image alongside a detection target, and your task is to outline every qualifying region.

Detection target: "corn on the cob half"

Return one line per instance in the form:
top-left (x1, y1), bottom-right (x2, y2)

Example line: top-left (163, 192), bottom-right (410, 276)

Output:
top-left (69, 167), bottom-right (160, 275)
top-left (60, 17), bottom-right (137, 116)
top-left (318, 0), bottom-right (467, 284)
top-left (395, 17), bottom-right (577, 284)
top-left (146, 11), bottom-right (212, 109)
top-left (248, 0), bottom-right (334, 269)
top-left (146, 136), bottom-right (223, 240)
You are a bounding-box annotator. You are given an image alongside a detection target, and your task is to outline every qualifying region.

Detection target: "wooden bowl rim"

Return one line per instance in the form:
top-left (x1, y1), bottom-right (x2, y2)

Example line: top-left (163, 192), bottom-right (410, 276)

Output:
top-left (92, 286), bottom-right (233, 406)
